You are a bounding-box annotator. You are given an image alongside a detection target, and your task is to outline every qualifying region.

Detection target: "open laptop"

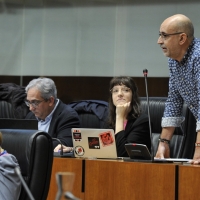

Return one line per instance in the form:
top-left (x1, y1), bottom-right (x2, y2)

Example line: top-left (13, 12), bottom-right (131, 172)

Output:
top-left (71, 128), bottom-right (118, 159)
top-left (0, 118), bottom-right (38, 129)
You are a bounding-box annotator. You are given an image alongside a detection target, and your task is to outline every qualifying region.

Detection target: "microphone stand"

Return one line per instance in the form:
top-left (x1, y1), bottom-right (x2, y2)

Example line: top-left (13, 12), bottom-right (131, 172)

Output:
top-left (143, 69), bottom-right (154, 162)
top-left (14, 167), bottom-right (35, 200)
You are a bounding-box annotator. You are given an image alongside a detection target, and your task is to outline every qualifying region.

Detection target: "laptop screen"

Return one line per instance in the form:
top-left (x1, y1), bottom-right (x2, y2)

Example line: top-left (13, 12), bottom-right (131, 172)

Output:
top-left (0, 118), bottom-right (38, 129)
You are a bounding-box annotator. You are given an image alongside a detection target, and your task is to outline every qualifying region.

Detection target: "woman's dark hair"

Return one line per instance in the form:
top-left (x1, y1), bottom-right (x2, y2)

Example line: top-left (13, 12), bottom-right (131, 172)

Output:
top-left (108, 76), bottom-right (141, 129)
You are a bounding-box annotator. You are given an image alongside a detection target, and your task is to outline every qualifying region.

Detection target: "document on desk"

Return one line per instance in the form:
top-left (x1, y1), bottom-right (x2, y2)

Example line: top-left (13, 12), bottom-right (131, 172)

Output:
top-left (154, 158), bottom-right (192, 163)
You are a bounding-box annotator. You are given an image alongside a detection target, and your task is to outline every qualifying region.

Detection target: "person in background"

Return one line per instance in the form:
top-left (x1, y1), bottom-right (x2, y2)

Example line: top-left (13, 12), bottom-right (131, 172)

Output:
top-left (0, 132), bottom-right (21, 200)
top-left (54, 76), bottom-right (150, 157)
top-left (155, 14), bottom-right (200, 164)
top-left (25, 77), bottom-right (80, 149)
top-left (106, 76), bottom-right (151, 157)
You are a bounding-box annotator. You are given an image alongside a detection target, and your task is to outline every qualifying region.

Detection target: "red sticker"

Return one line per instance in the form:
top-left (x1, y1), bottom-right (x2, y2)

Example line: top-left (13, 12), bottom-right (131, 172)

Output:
top-left (99, 131), bottom-right (114, 147)
top-left (74, 146), bottom-right (85, 156)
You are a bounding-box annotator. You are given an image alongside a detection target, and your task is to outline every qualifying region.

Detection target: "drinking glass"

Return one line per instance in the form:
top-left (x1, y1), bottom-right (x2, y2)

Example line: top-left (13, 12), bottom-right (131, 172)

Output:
top-left (55, 172), bottom-right (75, 200)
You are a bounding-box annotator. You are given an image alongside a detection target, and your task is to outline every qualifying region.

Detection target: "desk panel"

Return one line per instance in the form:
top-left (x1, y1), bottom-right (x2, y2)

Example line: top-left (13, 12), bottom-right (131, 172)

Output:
top-left (47, 158), bottom-right (84, 200)
top-left (179, 164), bottom-right (200, 200)
top-left (85, 160), bottom-right (177, 200)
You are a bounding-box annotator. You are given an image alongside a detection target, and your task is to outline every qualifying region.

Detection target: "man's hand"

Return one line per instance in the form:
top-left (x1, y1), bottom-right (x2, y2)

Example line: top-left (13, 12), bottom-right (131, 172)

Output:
top-left (189, 131), bottom-right (200, 164)
top-left (54, 144), bottom-right (73, 153)
top-left (155, 142), bottom-right (170, 159)
top-left (154, 127), bottom-right (175, 159)
top-left (189, 148), bottom-right (200, 164)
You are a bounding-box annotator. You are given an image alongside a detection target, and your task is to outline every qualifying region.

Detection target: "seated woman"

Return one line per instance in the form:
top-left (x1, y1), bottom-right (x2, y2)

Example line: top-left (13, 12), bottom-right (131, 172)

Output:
top-left (0, 132), bottom-right (21, 200)
top-left (54, 76), bottom-right (151, 157)
top-left (105, 76), bottom-right (151, 157)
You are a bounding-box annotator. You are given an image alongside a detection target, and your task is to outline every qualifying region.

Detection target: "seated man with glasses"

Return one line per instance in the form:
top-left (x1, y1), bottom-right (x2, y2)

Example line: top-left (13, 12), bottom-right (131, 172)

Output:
top-left (25, 77), bottom-right (80, 149)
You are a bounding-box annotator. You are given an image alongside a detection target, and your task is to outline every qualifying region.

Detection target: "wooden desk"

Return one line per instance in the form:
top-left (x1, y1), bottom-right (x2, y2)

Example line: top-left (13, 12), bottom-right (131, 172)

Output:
top-left (179, 164), bottom-right (200, 200)
top-left (47, 157), bottom-right (84, 200)
top-left (47, 158), bottom-right (179, 200)
top-left (84, 159), bottom-right (177, 200)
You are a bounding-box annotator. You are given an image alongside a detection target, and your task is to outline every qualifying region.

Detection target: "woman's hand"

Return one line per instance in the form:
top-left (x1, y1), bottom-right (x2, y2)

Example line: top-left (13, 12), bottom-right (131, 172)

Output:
top-left (116, 102), bottom-right (131, 119)
top-left (115, 102), bottom-right (130, 134)
top-left (54, 144), bottom-right (73, 153)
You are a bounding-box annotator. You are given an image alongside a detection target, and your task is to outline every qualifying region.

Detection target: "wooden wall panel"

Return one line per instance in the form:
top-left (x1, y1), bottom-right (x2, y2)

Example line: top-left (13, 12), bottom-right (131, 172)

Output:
top-left (179, 165), bottom-right (200, 200)
top-left (85, 159), bottom-right (177, 200)
top-left (0, 76), bottom-right (20, 85)
top-left (47, 158), bottom-right (84, 200)
top-left (1, 76), bottom-right (169, 104)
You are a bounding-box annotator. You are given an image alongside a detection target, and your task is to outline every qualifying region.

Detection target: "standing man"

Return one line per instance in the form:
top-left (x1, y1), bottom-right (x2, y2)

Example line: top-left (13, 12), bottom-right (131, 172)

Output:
top-left (25, 77), bottom-right (80, 149)
top-left (155, 14), bottom-right (200, 164)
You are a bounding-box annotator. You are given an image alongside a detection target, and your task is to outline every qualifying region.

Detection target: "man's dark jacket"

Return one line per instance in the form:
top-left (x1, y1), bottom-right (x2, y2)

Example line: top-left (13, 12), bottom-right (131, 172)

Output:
top-left (26, 100), bottom-right (80, 148)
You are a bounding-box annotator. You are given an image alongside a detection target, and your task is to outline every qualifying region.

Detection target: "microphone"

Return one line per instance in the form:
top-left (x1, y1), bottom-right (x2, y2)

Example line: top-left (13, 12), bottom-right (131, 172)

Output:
top-left (143, 69), bottom-right (154, 162)
top-left (52, 138), bottom-right (64, 156)
top-left (14, 167), bottom-right (35, 200)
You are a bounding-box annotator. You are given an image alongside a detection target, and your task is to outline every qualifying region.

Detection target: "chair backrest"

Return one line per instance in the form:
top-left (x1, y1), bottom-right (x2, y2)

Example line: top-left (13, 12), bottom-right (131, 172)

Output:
top-left (140, 97), bottom-right (196, 158)
top-left (68, 100), bottom-right (109, 128)
top-left (1, 129), bottom-right (53, 200)
top-left (0, 100), bottom-right (15, 118)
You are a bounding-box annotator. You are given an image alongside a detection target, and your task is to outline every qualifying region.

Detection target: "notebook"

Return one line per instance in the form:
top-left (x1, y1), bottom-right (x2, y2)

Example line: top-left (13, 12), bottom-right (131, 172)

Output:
top-left (71, 128), bottom-right (118, 159)
top-left (0, 118), bottom-right (38, 130)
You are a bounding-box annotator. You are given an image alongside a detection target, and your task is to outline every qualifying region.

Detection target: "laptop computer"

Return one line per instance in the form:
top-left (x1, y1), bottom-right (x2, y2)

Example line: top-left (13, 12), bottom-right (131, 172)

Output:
top-left (71, 128), bottom-right (118, 159)
top-left (0, 118), bottom-right (38, 130)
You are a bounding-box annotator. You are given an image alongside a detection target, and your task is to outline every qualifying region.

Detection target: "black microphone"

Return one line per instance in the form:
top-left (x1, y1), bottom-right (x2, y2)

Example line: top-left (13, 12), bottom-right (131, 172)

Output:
top-left (143, 69), bottom-right (154, 162)
top-left (14, 167), bottom-right (35, 200)
top-left (52, 138), bottom-right (64, 156)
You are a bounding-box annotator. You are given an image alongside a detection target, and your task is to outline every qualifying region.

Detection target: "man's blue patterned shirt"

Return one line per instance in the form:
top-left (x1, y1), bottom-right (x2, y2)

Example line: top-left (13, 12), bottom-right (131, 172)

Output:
top-left (162, 38), bottom-right (200, 131)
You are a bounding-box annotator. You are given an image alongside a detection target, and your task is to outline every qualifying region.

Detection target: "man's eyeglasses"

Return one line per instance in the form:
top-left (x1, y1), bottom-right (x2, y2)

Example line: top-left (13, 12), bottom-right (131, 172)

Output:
top-left (159, 32), bottom-right (184, 40)
top-left (25, 100), bottom-right (45, 108)
top-left (110, 87), bottom-right (131, 94)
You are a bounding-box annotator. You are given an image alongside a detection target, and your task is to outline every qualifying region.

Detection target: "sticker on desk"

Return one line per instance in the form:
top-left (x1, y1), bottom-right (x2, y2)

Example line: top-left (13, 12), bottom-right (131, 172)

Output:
top-left (73, 130), bottom-right (82, 141)
top-left (74, 146), bottom-right (85, 156)
top-left (99, 131), bottom-right (114, 147)
top-left (88, 137), bottom-right (100, 149)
